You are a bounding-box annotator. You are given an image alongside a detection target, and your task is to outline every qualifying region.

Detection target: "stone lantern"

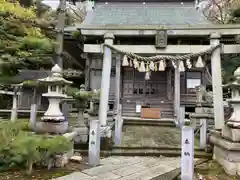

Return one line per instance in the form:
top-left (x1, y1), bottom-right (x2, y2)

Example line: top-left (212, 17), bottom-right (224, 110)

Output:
top-left (224, 67), bottom-right (240, 128)
top-left (36, 64), bottom-right (72, 134)
top-left (209, 66), bottom-right (240, 176)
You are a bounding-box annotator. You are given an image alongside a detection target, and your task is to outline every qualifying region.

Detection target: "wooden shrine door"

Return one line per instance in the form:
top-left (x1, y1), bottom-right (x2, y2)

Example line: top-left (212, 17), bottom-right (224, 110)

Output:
top-left (122, 67), bottom-right (167, 99)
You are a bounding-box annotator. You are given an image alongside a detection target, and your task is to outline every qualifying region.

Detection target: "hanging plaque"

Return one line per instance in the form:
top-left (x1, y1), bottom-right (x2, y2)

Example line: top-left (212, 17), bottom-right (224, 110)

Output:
top-left (155, 30), bottom-right (167, 48)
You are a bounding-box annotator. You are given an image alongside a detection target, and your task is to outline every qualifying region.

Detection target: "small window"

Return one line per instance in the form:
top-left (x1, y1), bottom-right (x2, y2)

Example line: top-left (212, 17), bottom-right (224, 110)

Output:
top-left (186, 72), bottom-right (202, 94)
top-left (187, 79), bottom-right (201, 93)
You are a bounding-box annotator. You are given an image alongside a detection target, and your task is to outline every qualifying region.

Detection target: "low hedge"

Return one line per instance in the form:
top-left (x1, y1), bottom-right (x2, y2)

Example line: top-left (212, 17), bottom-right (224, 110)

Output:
top-left (0, 120), bottom-right (72, 174)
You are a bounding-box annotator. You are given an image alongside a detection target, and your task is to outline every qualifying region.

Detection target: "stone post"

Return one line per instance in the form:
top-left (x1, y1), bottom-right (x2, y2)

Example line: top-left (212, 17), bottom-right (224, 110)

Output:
top-left (210, 32), bottom-right (224, 129)
top-left (115, 105), bottom-right (122, 145)
top-left (10, 86), bottom-right (18, 122)
top-left (181, 126), bottom-right (194, 180)
top-left (30, 88), bottom-right (37, 130)
top-left (114, 55), bottom-right (121, 145)
top-left (99, 33), bottom-right (114, 126)
top-left (200, 118), bottom-right (207, 149)
top-left (181, 115), bottom-right (195, 180)
top-left (88, 119), bottom-right (100, 166)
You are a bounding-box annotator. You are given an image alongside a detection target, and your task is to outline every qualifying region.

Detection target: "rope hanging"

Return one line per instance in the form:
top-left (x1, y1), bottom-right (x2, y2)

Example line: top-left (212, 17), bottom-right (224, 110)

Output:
top-left (105, 43), bottom-right (220, 80)
top-left (104, 43), bottom-right (220, 62)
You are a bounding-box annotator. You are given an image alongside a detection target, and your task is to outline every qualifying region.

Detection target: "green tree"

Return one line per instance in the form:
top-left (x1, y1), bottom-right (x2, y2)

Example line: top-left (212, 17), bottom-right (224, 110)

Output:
top-left (0, 0), bottom-right (55, 76)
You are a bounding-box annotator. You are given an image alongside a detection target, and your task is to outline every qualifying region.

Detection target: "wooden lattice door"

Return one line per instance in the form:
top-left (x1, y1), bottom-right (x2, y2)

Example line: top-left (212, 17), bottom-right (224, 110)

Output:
top-left (122, 68), bottom-right (167, 98)
top-left (122, 67), bottom-right (134, 96)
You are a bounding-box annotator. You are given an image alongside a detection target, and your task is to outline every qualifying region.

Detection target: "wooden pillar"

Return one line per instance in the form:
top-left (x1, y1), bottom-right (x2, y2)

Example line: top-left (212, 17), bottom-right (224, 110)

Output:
top-left (85, 53), bottom-right (91, 90)
top-left (174, 60), bottom-right (180, 121)
top-left (114, 55), bottom-right (121, 145)
top-left (55, 0), bottom-right (66, 68)
top-left (115, 55), bottom-right (121, 112)
top-left (99, 33), bottom-right (114, 126)
top-left (167, 68), bottom-right (172, 100)
top-left (210, 32), bottom-right (224, 129)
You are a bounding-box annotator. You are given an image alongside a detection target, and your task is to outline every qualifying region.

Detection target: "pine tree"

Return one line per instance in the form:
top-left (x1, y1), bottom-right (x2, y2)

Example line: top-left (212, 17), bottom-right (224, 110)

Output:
top-left (0, 0), bottom-right (55, 76)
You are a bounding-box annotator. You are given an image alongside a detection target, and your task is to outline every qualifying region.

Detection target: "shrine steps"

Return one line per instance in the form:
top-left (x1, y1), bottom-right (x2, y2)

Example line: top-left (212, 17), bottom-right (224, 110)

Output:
top-left (122, 100), bottom-right (174, 118)
top-left (122, 118), bottom-right (176, 127)
top-left (74, 149), bottom-right (212, 159)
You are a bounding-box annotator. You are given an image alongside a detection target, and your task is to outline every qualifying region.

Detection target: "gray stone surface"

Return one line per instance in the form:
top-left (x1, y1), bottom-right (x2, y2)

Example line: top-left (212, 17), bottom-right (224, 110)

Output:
top-left (35, 121), bottom-right (68, 134)
top-left (209, 133), bottom-right (240, 151)
top-left (54, 156), bottom-right (182, 180)
top-left (211, 134), bottom-right (240, 176)
top-left (82, 2), bottom-right (208, 26)
top-left (222, 125), bottom-right (240, 142)
top-left (55, 172), bottom-right (92, 180)
top-left (213, 146), bottom-right (240, 176)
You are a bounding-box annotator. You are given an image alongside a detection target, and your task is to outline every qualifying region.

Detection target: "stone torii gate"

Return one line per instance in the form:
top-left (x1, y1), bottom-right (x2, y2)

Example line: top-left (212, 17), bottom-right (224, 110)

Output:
top-left (99, 32), bottom-right (223, 130)
top-left (80, 25), bottom-right (240, 131)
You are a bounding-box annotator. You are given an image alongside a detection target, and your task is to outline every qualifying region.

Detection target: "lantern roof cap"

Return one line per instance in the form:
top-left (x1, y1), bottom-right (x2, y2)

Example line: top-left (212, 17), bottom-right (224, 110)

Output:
top-left (38, 64), bottom-right (72, 85)
top-left (224, 67), bottom-right (240, 88)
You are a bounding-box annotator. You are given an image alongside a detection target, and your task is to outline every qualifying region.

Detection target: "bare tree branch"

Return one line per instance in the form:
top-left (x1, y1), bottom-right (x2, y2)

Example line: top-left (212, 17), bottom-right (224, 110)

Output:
top-left (199, 0), bottom-right (236, 24)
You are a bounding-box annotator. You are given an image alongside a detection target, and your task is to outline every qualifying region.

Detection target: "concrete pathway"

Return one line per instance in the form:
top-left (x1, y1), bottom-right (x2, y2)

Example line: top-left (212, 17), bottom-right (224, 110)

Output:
top-left (54, 156), bottom-right (181, 180)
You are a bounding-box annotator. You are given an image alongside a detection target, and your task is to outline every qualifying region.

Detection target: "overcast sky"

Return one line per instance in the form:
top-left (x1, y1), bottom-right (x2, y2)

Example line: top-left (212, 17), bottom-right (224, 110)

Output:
top-left (42, 0), bottom-right (60, 10)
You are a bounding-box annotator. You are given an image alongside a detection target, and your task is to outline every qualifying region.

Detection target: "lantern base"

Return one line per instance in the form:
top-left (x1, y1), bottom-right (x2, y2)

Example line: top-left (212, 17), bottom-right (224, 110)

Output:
top-left (222, 125), bottom-right (240, 142)
top-left (35, 121), bottom-right (68, 134)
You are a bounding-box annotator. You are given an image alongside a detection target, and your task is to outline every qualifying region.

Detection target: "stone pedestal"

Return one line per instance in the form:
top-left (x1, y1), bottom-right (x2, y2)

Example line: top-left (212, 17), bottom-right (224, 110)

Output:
top-left (222, 125), bottom-right (240, 142)
top-left (36, 121), bottom-right (68, 134)
top-left (210, 67), bottom-right (240, 175)
top-left (210, 131), bottom-right (240, 175)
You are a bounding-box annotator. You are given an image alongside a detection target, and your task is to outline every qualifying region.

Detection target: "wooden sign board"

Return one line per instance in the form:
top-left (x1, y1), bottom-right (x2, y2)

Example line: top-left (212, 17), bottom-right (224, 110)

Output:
top-left (141, 108), bottom-right (161, 119)
top-left (155, 30), bottom-right (167, 48)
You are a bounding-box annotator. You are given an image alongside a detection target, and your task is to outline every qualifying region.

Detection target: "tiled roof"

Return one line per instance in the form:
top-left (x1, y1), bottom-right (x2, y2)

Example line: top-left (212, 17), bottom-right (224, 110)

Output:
top-left (82, 2), bottom-right (209, 26)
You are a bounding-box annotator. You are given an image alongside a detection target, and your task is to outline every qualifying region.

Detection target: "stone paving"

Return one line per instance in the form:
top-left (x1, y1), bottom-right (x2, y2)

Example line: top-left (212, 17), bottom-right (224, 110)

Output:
top-left (54, 156), bottom-right (181, 180)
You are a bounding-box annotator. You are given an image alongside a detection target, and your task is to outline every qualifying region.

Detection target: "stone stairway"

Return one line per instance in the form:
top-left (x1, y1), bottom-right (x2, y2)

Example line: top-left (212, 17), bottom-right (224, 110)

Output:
top-left (110, 120), bottom-right (212, 158)
top-left (122, 99), bottom-right (174, 118)
top-left (123, 118), bottom-right (176, 127)
top-left (74, 118), bottom-right (212, 158)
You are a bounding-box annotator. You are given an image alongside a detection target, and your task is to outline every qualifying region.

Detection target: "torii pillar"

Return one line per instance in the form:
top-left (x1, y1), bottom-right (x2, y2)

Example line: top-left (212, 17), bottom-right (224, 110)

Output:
top-left (210, 32), bottom-right (224, 130)
top-left (99, 33), bottom-right (114, 126)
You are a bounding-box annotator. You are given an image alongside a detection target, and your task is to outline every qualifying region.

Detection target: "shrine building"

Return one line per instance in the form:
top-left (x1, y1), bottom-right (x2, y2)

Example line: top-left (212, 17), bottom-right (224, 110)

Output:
top-left (65, 0), bottom-right (240, 130)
